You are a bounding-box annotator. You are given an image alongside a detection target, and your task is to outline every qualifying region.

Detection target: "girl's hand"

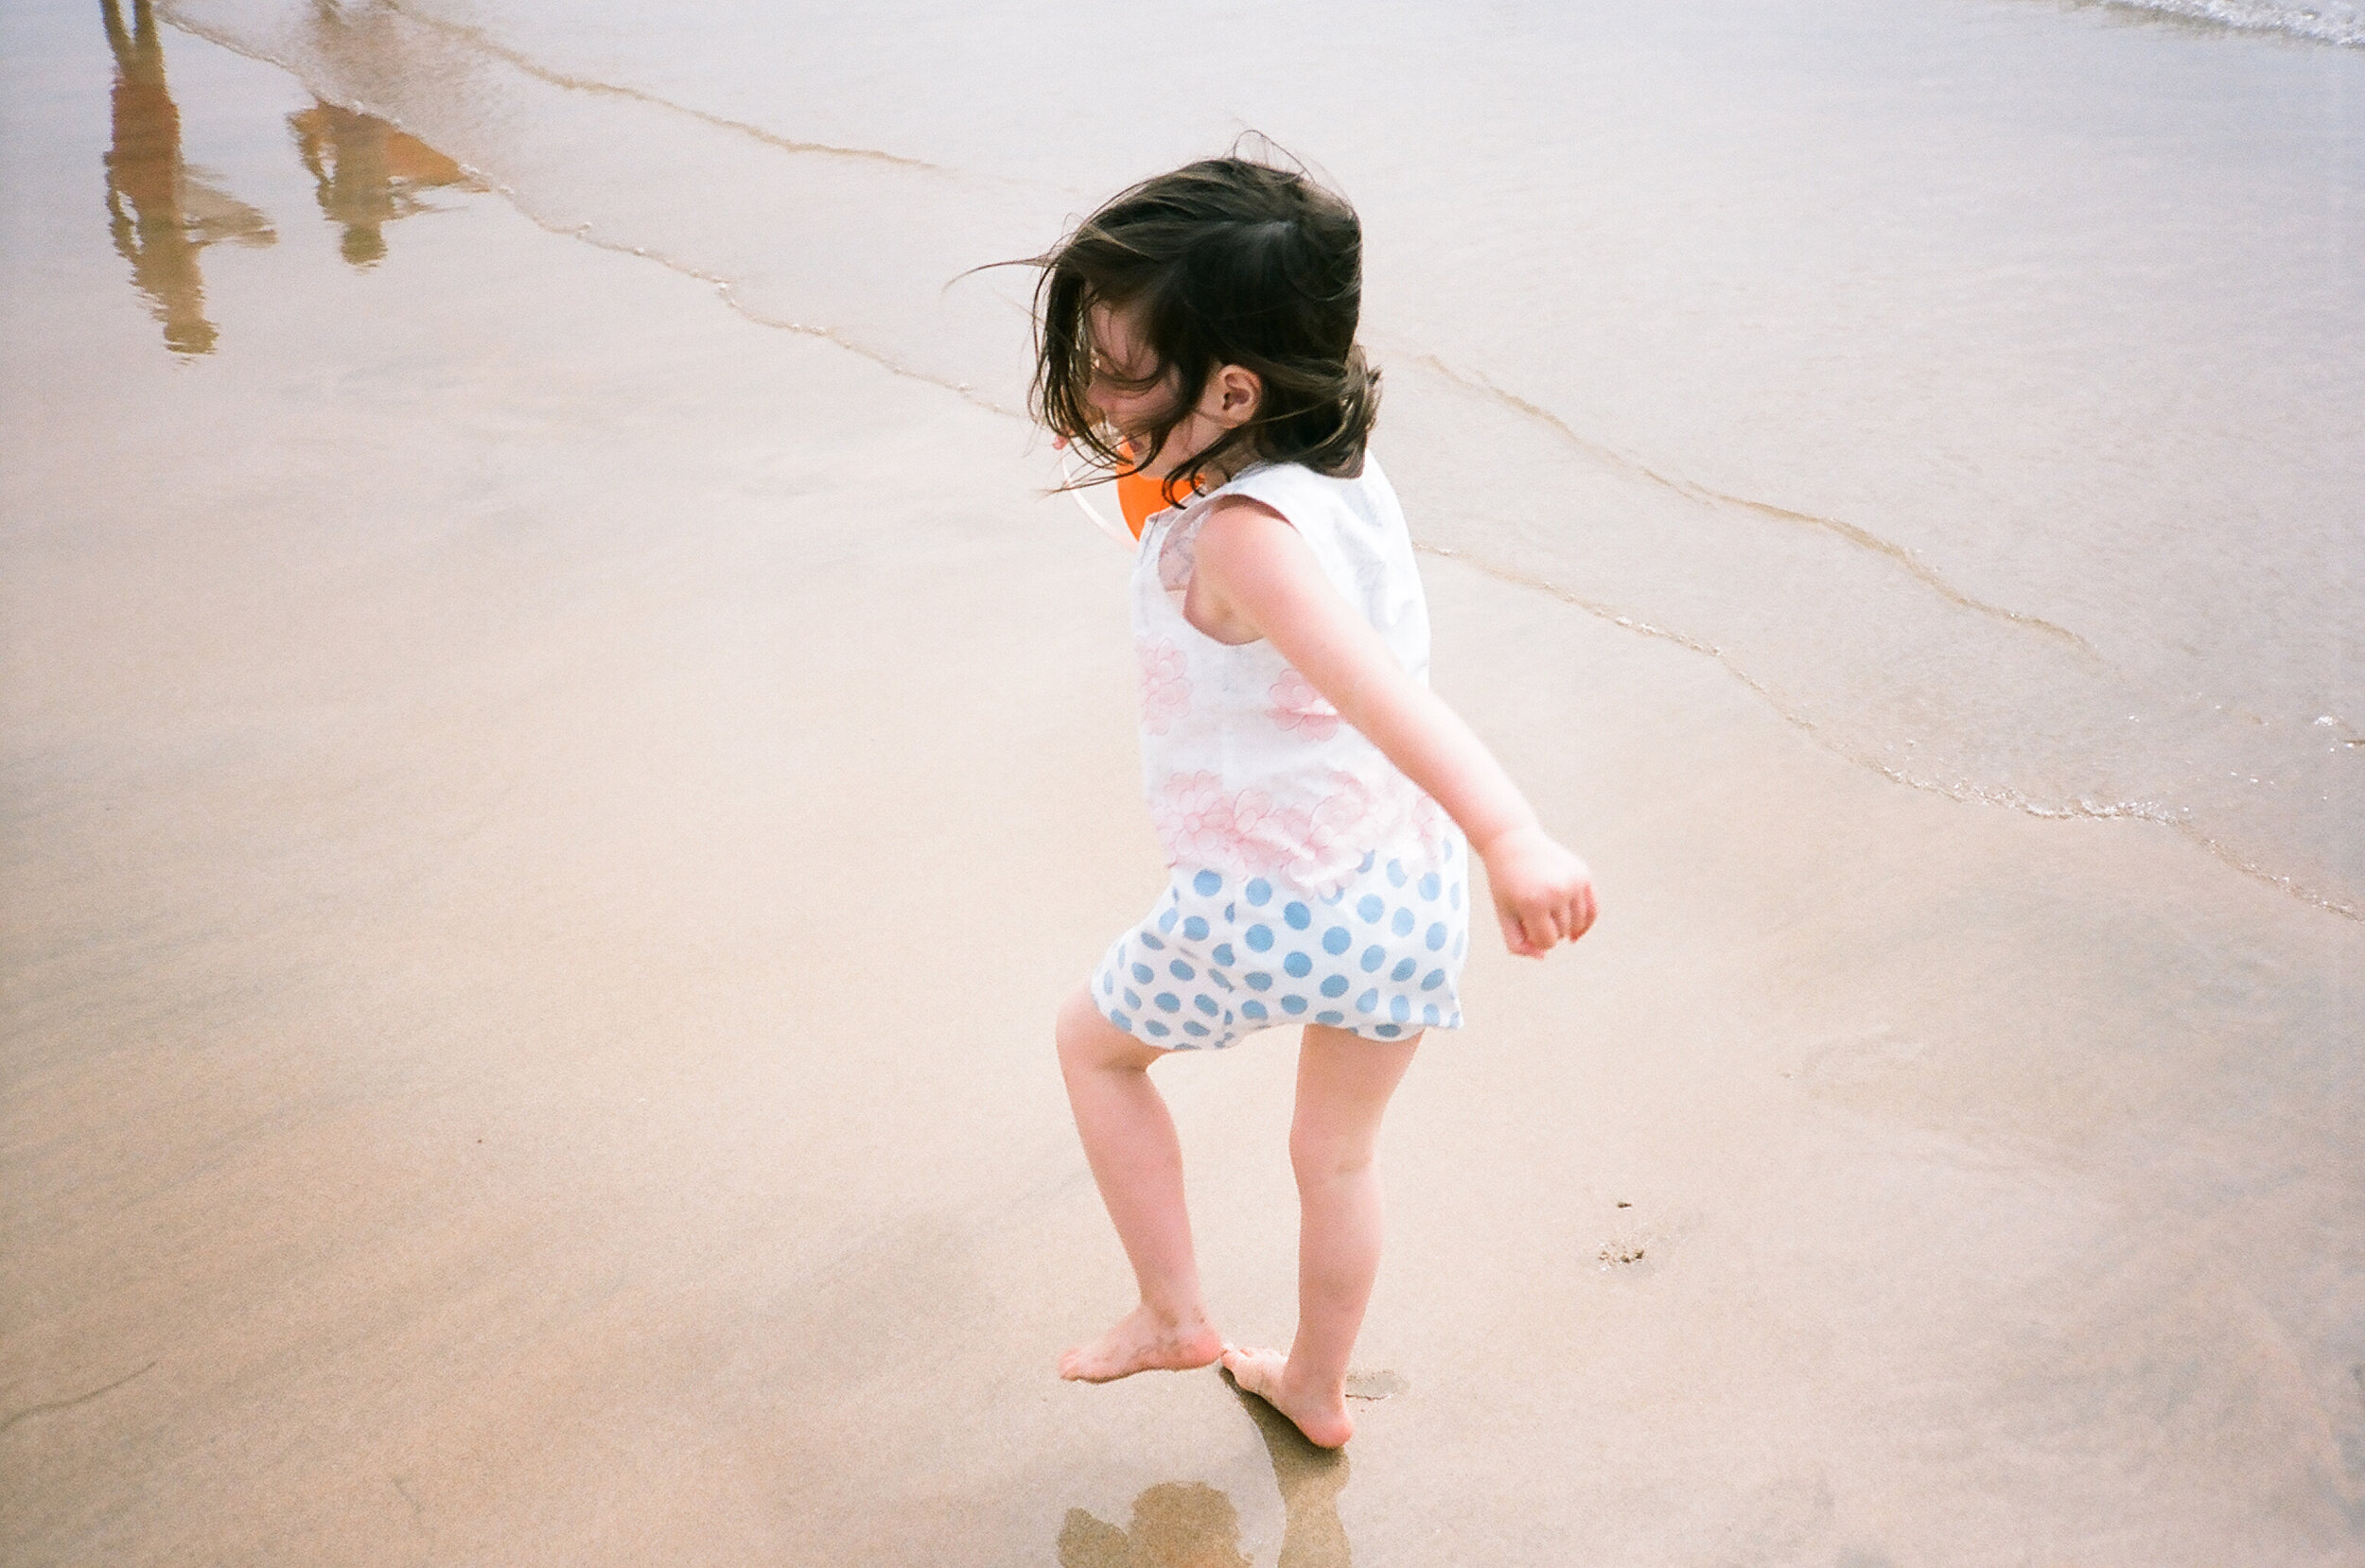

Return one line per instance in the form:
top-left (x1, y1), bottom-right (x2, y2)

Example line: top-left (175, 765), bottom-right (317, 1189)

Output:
top-left (1478, 825), bottom-right (1598, 957)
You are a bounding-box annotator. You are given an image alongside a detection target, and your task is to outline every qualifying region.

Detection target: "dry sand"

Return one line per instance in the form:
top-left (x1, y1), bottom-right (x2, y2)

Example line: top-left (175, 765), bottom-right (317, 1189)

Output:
top-left (4, 11), bottom-right (2361, 1566)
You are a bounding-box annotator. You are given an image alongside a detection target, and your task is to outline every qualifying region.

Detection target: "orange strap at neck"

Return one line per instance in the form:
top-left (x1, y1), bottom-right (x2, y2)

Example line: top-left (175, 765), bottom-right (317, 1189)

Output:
top-left (1115, 469), bottom-right (1170, 539)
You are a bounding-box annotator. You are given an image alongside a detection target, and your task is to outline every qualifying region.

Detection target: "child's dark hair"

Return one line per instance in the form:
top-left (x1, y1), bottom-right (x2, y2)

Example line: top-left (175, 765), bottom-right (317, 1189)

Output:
top-left (1032, 156), bottom-right (1379, 501)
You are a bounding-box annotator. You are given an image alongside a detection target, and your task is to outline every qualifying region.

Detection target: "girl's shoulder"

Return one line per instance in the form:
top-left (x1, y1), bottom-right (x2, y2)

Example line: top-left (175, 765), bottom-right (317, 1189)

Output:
top-left (1202, 452), bottom-right (1397, 537)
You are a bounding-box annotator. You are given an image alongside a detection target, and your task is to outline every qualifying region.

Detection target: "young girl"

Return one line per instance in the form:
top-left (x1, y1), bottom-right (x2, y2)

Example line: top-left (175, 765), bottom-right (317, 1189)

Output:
top-left (1034, 157), bottom-right (1597, 1450)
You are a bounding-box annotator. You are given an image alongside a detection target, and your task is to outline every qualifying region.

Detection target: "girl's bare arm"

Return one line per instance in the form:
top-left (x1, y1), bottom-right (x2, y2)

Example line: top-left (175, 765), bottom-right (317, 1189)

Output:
top-left (1189, 497), bottom-right (1598, 955)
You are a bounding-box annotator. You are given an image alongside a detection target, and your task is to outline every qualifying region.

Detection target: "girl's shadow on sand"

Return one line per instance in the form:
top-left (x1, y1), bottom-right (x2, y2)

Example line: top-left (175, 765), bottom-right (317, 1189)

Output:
top-left (1057, 1372), bottom-right (1352, 1568)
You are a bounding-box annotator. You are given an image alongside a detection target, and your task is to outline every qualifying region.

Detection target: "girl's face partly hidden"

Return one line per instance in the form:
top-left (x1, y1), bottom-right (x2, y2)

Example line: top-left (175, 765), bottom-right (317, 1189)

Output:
top-left (1085, 301), bottom-right (1258, 480)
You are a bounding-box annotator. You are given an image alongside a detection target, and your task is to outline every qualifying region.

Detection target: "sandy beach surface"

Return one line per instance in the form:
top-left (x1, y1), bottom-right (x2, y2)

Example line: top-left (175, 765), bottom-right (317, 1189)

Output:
top-left (5, 4), bottom-right (2361, 1564)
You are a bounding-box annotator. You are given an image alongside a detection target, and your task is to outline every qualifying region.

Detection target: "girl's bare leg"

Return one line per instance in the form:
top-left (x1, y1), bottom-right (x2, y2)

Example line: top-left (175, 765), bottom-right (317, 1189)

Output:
top-left (1056, 985), bottom-right (1223, 1381)
top-left (1222, 1023), bottom-right (1420, 1448)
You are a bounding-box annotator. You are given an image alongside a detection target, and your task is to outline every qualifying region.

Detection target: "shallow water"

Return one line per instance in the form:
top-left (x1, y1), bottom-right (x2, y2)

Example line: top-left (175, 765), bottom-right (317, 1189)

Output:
top-left (2089, 0), bottom-right (2365, 44)
top-left (151, 0), bottom-right (2365, 916)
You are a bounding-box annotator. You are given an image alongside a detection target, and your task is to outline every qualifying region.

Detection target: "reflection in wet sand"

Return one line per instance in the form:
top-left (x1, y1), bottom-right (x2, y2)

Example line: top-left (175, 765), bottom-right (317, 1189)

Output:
top-left (1059, 1482), bottom-right (1252, 1568)
top-left (1057, 1378), bottom-right (1352, 1568)
top-left (1229, 1374), bottom-right (1353, 1568)
top-left (288, 97), bottom-right (480, 266)
top-left (100, 0), bottom-right (272, 354)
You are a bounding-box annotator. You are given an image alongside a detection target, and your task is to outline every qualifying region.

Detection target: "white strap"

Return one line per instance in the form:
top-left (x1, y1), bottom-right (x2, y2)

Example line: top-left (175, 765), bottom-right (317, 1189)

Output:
top-left (1059, 448), bottom-right (1135, 549)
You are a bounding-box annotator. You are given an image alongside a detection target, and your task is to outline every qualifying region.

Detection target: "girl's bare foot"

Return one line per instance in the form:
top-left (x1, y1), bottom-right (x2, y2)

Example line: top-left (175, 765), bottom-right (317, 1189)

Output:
top-left (1219, 1345), bottom-right (1355, 1448)
top-left (1059, 1303), bottom-right (1223, 1383)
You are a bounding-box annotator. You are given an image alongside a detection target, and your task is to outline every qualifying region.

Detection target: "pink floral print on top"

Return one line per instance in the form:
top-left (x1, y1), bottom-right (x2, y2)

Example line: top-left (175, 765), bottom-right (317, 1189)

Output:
top-left (1148, 771), bottom-right (1265, 868)
top-left (1149, 767), bottom-right (1440, 897)
top-left (1156, 517), bottom-right (1199, 598)
top-left (1267, 668), bottom-right (1340, 741)
top-left (1138, 636), bottom-right (1192, 736)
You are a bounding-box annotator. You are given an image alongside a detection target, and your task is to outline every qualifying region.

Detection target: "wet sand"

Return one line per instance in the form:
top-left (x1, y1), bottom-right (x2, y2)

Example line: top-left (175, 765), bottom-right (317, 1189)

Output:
top-left (5, 9), bottom-right (2362, 1566)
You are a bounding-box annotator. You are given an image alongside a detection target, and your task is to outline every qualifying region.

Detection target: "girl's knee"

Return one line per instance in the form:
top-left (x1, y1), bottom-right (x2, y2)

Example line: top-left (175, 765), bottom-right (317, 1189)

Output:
top-left (1289, 1121), bottom-right (1377, 1185)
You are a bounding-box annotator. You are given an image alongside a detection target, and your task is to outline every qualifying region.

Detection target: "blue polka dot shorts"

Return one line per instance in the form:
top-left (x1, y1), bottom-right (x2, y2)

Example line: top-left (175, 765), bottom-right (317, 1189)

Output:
top-left (1091, 843), bottom-right (1470, 1050)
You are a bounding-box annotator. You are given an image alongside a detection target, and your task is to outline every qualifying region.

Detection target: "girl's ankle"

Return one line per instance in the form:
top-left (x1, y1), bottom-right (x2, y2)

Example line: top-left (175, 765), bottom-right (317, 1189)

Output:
top-left (1142, 1299), bottom-right (1210, 1333)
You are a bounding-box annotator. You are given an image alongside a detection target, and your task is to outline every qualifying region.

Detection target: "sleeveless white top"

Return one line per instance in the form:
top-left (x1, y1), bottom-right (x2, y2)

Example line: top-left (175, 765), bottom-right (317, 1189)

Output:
top-left (1131, 454), bottom-right (1460, 897)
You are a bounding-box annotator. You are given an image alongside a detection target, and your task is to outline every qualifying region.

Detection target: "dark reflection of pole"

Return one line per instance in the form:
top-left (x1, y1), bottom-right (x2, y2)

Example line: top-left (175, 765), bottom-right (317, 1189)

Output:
top-left (288, 98), bottom-right (480, 267)
top-left (1053, 1380), bottom-right (1353, 1568)
top-left (100, 0), bottom-right (272, 355)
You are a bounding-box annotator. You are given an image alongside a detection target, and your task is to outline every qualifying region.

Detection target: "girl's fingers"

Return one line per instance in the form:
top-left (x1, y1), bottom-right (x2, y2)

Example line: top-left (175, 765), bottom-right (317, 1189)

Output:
top-left (1512, 905), bottom-right (1550, 956)
top-left (1486, 861), bottom-right (1598, 956)
top-left (1559, 879), bottom-right (1594, 943)
top-left (1535, 886), bottom-right (1592, 949)
top-left (1497, 875), bottom-right (1603, 956)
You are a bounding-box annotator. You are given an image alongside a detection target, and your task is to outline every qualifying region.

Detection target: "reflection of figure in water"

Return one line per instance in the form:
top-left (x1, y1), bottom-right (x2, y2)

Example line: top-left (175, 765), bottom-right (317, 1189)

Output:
top-left (101, 0), bottom-right (274, 355)
top-left (1057, 1385), bottom-right (1350, 1568)
top-left (288, 97), bottom-right (478, 267)
top-left (1060, 1483), bottom-right (1250, 1568)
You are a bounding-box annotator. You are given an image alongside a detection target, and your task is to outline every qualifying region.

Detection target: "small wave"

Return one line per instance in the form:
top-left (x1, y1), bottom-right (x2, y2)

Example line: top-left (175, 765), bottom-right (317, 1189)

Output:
top-left (368, 0), bottom-right (946, 168)
top-left (1409, 352), bottom-right (2098, 655)
top-left (2075, 0), bottom-right (2365, 45)
top-left (1417, 542), bottom-right (2359, 923)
